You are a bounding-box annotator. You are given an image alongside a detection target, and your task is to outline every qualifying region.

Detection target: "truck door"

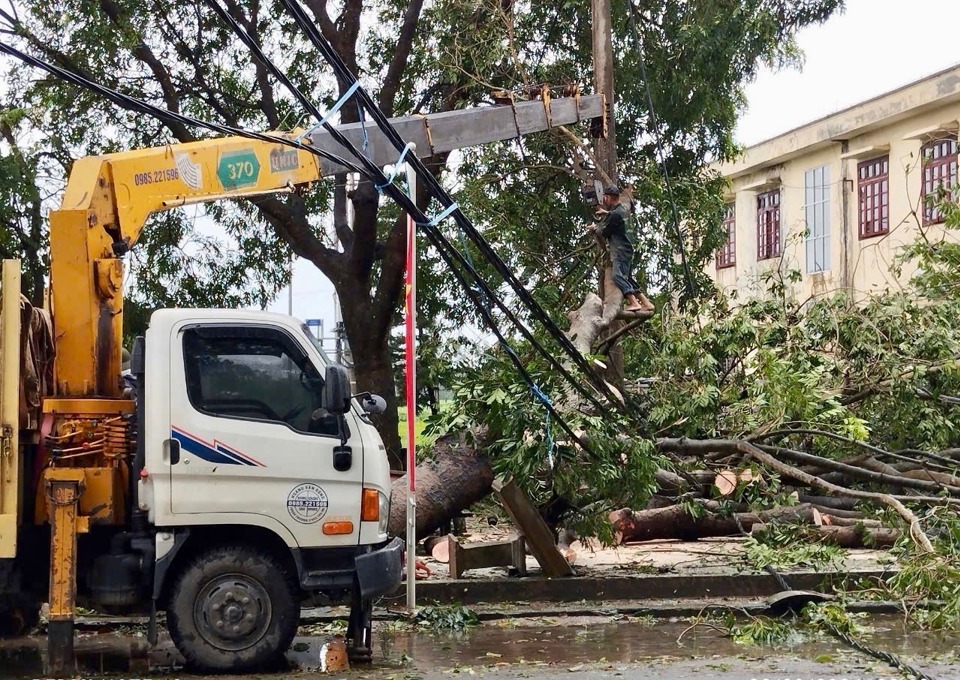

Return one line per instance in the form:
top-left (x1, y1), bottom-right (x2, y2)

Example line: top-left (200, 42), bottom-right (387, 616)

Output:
top-left (168, 323), bottom-right (363, 547)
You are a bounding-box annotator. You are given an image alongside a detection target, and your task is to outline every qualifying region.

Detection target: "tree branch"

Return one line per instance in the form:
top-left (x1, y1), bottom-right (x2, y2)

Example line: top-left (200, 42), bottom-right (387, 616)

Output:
top-left (223, 0), bottom-right (280, 128)
top-left (250, 194), bottom-right (343, 276)
top-left (302, 0), bottom-right (339, 50)
top-left (596, 315), bottom-right (651, 355)
top-left (754, 443), bottom-right (960, 496)
top-left (99, 0), bottom-right (194, 142)
top-left (378, 0), bottom-right (425, 117)
top-left (658, 437), bottom-right (936, 553)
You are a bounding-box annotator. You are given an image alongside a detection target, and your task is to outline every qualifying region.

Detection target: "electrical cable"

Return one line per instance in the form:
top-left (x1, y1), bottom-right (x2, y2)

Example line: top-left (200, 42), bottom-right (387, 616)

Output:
top-left (731, 514), bottom-right (936, 680)
top-left (207, 0), bottom-right (613, 413)
top-left (0, 42), bottom-right (379, 182)
top-left (624, 0), bottom-right (697, 301)
top-left (276, 0), bottom-right (628, 412)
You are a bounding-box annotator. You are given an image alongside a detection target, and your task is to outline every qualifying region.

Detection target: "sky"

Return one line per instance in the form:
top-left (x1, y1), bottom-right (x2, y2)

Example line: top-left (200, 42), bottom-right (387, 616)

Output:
top-left (268, 0), bottom-right (960, 341)
top-left (735, 0), bottom-right (960, 147)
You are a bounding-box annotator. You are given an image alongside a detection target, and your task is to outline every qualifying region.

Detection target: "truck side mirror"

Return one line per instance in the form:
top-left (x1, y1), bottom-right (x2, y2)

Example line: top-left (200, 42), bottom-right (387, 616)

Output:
top-left (323, 364), bottom-right (352, 415)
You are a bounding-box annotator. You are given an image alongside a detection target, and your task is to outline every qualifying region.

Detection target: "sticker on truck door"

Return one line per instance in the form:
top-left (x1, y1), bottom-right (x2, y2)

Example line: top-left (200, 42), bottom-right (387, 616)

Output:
top-left (171, 426), bottom-right (266, 467)
top-left (287, 483), bottom-right (329, 524)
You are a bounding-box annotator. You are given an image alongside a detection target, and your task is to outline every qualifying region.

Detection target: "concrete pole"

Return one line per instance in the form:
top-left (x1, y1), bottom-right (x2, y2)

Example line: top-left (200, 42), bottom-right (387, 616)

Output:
top-left (592, 0), bottom-right (619, 184)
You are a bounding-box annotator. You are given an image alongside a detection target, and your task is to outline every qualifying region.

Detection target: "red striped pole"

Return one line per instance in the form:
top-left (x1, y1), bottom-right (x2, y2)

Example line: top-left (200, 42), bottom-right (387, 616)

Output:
top-left (403, 153), bottom-right (417, 611)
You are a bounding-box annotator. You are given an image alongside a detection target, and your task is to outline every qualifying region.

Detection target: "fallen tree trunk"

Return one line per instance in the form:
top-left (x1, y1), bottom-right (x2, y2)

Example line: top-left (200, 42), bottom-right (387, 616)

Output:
top-left (388, 430), bottom-right (494, 540)
top-left (609, 501), bottom-right (892, 546)
top-left (609, 503), bottom-right (820, 543)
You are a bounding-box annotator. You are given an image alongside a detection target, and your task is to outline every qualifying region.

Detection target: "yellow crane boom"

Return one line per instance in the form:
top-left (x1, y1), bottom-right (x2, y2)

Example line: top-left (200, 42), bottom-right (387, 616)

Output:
top-left (50, 133), bottom-right (320, 397)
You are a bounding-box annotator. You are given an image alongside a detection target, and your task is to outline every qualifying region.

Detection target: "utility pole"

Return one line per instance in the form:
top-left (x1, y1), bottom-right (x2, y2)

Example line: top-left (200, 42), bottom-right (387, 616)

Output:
top-left (592, 0), bottom-right (628, 389)
top-left (592, 0), bottom-right (619, 184)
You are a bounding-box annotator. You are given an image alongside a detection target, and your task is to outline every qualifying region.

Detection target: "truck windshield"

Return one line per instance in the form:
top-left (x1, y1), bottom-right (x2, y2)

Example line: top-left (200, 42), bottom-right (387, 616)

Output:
top-left (301, 324), bottom-right (331, 365)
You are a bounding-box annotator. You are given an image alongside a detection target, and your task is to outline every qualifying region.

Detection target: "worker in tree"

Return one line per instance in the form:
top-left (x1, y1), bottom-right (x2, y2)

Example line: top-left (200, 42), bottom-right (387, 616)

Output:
top-left (589, 185), bottom-right (655, 313)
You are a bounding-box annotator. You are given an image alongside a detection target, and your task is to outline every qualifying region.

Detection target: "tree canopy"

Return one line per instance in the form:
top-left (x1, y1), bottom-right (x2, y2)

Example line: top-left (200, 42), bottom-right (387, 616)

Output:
top-left (0, 0), bottom-right (844, 465)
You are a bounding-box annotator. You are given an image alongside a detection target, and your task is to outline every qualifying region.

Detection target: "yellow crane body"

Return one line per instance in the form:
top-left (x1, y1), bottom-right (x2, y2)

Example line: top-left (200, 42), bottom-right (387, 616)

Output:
top-left (50, 134), bottom-right (321, 398)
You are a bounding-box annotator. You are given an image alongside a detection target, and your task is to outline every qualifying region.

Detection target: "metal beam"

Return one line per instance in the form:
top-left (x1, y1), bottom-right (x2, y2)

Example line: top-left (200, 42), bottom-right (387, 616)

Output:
top-left (310, 94), bottom-right (604, 175)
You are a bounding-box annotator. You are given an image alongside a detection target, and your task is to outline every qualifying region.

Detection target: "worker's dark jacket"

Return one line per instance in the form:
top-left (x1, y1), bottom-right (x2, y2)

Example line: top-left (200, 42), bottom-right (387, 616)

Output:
top-left (598, 203), bottom-right (638, 296)
top-left (598, 203), bottom-right (634, 252)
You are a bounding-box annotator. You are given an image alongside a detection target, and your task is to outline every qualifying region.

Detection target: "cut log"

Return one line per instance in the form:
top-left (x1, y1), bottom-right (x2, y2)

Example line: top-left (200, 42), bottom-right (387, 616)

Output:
top-left (658, 437), bottom-right (940, 553)
top-left (808, 505), bottom-right (866, 520)
top-left (424, 536), bottom-right (450, 563)
top-left (609, 501), bottom-right (894, 547)
top-left (388, 430), bottom-right (494, 540)
top-left (609, 503), bottom-right (820, 544)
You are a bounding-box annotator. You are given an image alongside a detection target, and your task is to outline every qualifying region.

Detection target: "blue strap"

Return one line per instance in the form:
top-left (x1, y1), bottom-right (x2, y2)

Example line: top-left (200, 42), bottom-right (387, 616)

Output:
top-left (529, 384), bottom-right (555, 468)
top-left (418, 202), bottom-right (459, 228)
top-left (320, 81), bottom-right (360, 125)
top-left (297, 81), bottom-right (361, 140)
top-left (375, 142), bottom-right (416, 193)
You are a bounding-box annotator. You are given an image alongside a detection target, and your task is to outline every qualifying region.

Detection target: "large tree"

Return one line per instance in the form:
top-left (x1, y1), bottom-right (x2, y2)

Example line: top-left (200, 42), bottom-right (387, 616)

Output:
top-left (0, 0), bottom-right (843, 468)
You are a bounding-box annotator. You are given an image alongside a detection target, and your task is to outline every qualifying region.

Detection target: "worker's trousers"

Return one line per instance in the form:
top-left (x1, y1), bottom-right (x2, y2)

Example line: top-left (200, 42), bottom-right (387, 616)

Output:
top-left (609, 241), bottom-right (639, 296)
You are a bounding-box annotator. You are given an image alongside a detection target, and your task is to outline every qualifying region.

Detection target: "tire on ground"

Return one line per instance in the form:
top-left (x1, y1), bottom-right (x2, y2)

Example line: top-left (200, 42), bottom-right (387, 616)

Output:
top-left (166, 544), bottom-right (299, 672)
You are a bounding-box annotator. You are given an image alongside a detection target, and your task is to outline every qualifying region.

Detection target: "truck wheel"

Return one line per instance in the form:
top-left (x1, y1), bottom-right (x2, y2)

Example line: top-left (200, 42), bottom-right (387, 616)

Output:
top-left (166, 545), bottom-right (299, 672)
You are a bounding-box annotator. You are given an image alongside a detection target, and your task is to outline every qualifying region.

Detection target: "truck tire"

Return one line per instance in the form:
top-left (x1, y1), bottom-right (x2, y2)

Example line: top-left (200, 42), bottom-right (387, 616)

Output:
top-left (166, 544), bottom-right (299, 672)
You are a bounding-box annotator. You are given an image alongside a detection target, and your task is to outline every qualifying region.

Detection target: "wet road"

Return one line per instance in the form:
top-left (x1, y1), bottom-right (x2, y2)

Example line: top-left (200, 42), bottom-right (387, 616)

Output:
top-left (1, 615), bottom-right (959, 679)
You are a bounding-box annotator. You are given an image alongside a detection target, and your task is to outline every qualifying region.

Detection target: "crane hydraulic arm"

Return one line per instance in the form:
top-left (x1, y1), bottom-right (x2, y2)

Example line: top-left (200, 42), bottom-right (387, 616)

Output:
top-left (50, 133), bottom-right (322, 398)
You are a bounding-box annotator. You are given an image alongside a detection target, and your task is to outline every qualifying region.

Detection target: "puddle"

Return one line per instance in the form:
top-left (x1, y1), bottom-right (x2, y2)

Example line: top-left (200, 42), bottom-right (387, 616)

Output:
top-left (0, 615), bottom-right (958, 678)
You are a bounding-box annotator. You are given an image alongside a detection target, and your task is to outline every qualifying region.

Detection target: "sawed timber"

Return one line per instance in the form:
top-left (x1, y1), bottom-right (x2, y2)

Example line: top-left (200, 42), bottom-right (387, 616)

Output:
top-left (494, 477), bottom-right (573, 578)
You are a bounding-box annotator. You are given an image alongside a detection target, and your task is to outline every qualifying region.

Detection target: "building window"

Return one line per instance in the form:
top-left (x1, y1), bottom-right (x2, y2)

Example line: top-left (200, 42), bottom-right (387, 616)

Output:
top-left (804, 165), bottom-right (831, 273)
top-left (858, 156), bottom-right (889, 239)
top-left (922, 135), bottom-right (958, 225)
top-left (716, 203), bottom-right (736, 269)
top-left (756, 190), bottom-right (780, 260)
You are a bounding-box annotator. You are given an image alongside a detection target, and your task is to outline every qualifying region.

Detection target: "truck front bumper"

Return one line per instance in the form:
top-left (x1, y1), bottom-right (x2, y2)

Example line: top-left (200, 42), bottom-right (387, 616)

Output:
top-left (355, 537), bottom-right (403, 599)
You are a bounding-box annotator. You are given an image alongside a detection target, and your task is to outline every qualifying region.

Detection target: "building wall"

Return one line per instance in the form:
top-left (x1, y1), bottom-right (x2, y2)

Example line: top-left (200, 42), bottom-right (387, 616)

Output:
top-left (712, 66), bottom-right (960, 303)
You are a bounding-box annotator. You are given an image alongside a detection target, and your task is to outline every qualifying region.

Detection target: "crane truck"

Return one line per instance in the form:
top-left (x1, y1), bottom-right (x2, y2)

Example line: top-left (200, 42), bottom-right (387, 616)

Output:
top-left (0, 92), bottom-right (606, 674)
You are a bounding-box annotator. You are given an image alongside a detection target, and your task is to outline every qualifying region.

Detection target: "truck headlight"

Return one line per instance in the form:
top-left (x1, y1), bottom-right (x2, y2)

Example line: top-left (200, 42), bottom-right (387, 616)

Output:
top-left (378, 492), bottom-right (389, 535)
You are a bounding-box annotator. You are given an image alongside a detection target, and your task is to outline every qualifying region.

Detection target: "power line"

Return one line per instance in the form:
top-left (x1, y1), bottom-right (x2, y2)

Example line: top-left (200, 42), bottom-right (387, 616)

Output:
top-left (0, 42), bottom-right (377, 182)
top-left (204, 0), bottom-right (610, 415)
top-left (276, 0), bottom-right (628, 412)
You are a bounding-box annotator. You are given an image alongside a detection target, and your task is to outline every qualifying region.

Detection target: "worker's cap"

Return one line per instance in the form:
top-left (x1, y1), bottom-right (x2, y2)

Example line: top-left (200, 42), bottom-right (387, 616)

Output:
top-left (603, 185), bottom-right (621, 196)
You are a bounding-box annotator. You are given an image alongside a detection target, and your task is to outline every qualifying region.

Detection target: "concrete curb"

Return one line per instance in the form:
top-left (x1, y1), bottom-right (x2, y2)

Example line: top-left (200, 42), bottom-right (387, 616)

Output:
top-left (67, 569), bottom-right (893, 632)
top-left (398, 568), bottom-right (891, 606)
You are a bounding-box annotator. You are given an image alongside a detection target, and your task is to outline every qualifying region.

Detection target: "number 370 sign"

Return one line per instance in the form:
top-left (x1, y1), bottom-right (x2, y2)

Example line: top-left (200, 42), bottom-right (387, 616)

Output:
top-left (217, 149), bottom-right (261, 190)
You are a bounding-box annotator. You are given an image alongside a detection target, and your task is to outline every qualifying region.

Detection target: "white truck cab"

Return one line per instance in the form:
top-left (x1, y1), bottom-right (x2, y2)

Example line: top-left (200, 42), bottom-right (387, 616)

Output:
top-left (130, 309), bottom-right (401, 670)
